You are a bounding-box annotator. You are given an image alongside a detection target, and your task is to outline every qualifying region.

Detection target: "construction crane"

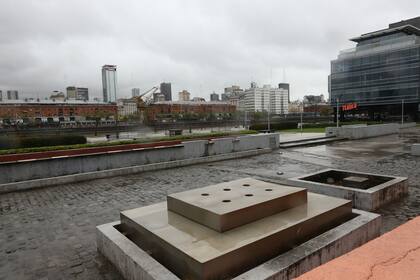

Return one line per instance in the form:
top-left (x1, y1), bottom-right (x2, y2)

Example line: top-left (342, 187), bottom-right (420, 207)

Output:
top-left (133, 86), bottom-right (158, 106)
top-left (133, 86), bottom-right (159, 123)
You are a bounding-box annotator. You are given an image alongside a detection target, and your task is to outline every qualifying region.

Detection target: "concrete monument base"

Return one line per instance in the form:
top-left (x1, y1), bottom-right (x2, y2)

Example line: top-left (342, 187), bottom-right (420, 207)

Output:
top-left (97, 209), bottom-right (380, 280)
top-left (97, 178), bottom-right (381, 279)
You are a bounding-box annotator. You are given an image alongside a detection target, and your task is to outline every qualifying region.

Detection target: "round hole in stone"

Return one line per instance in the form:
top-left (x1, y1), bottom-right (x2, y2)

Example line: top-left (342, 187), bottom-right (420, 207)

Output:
top-left (222, 200), bottom-right (231, 203)
top-left (242, 184), bottom-right (250, 187)
top-left (201, 193), bottom-right (209, 196)
top-left (265, 188), bottom-right (273, 191)
top-left (245, 194), bottom-right (253, 197)
top-left (223, 188), bottom-right (231, 191)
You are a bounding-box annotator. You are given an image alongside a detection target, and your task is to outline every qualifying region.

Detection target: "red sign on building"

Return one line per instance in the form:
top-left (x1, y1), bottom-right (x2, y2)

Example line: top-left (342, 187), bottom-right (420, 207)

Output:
top-left (342, 103), bottom-right (358, 111)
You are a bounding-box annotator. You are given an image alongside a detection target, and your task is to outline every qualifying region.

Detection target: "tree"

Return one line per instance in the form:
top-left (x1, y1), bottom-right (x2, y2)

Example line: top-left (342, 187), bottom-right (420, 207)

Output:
top-left (252, 111), bottom-right (264, 122)
top-left (319, 106), bottom-right (333, 117)
top-left (87, 110), bottom-right (113, 136)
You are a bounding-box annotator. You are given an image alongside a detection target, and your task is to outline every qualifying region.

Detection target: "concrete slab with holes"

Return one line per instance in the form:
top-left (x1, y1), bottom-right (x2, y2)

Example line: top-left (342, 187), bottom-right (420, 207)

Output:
top-left (97, 178), bottom-right (381, 280)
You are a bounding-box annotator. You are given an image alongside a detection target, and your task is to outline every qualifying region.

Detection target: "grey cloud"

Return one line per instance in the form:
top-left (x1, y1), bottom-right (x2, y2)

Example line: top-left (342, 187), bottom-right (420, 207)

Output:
top-left (1, 0), bottom-right (419, 101)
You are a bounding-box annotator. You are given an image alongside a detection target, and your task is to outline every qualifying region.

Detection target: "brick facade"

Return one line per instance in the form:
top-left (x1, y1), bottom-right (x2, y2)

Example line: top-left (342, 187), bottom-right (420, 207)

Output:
top-left (0, 103), bottom-right (117, 120)
top-left (146, 102), bottom-right (236, 121)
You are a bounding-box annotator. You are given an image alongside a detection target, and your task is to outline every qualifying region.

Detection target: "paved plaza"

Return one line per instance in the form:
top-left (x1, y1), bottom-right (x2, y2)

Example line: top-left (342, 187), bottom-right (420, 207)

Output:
top-left (1, 128), bottom-right (420, 279)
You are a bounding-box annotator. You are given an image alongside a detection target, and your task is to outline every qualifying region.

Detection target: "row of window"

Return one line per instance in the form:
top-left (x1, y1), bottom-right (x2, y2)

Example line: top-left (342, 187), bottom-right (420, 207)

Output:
top-left (332, 88), bottom-right (420, 104)
top-left (332, 46), bottom-right (420, 73)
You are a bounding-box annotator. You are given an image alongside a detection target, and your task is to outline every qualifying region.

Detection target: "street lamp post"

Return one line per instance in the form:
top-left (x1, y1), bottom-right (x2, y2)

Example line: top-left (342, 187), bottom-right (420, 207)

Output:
top-left (300, 101), bottom-right (303, 134)
top-left (336, 97), bottom-right (340, 128)
top-left (401, 99), bottom-right (404, 125)
top-left (267, 100), bottom-right (271, 132)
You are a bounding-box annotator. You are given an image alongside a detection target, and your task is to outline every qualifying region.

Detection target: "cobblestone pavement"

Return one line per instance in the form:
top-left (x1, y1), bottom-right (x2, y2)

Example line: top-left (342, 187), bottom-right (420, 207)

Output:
top-left (1, 130), bottom-right (419, 279)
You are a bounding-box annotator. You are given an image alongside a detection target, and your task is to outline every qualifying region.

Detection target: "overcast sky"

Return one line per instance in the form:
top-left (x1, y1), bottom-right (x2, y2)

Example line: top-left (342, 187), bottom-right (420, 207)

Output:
top-left (1, 0), bottom-right (419, 101)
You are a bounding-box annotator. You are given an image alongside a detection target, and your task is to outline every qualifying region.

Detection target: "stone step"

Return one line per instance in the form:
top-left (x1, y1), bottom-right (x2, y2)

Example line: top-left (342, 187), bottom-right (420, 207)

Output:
top-left (279, 137), bottom-right (344, 148)
top-left (280, 135), bottom-right (335, 144)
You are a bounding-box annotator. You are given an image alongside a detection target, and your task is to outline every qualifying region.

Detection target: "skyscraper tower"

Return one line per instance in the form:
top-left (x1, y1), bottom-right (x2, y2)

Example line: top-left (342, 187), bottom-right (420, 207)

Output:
top-left (7, 90), bottom-right (19, 100)
top-left (278, 83), bottom-right (290, 103)
top-left (102, 65), bottom-right (117, 103)
top-left (160, 82), bottom-right (172, 101)
top-left (132, 88), bottom-right (140, 97)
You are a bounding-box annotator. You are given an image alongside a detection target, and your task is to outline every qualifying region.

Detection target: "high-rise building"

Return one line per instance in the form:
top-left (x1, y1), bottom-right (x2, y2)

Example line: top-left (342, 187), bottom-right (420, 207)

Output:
top-left (278, 83), bottom-right (290, 103)
top-left (221, 93), bottom-right (229, 101)
top-left (223, 85), bottom-right (244, 105)
top-left (50, 91), bottom-right (66, 101)
top-left (66, 86), bottom-right (77, 99)
top-left (7, 90), bottom-right (19, 100)
top-left (102, 65), bottom-right (118, 103)
top-left (178, 90), bottom-right (190, 101)
top-left (0, 90), bottom-right (2, 102)
top-left (66, 86), bottom-right (89, 101)
top-left (132, 88), bottom-right (140, 97)
top-left (192, 97), bottom-right (206, 102)
top-left (239, 83), bottom-right (289, 114)
top-left (117, 99), bottom-right (138, 116)
top-left (155, 93), bottom-right (166, 102)
top-left (210, 92), bottom-right (220, 101)
top-left (76, 88), bottom-right (89, 101)
top-left (224, 85), bottom-right (243, 94)
top-left (160, 82), bottom-right (172, 101)
top-left (330, 17), bottom-right (420, 120)
top-left (303, 94), bottom-right (326, 104)
top-left (220, 85), bottom-right (244, 108)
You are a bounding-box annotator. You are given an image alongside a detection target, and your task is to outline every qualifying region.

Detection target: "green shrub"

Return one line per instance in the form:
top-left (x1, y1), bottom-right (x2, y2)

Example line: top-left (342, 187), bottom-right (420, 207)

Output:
top-left (0, 135), bottom-right (87, 150)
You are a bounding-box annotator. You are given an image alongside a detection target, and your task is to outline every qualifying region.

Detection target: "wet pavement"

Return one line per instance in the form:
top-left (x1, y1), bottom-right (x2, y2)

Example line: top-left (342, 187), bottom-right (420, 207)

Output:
top-left (0, 127), bottom-right (419, 279)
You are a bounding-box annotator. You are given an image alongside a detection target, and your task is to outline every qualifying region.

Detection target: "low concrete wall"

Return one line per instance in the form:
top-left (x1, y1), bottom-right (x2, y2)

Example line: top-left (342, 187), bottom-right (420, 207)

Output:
top-left (325, 123), bottom-right (415, 139)
top-left (325, 127), bottom-right (338, 137)
top-left (0, 133), bottom-right (279, 192)
top-left (400, 122), bottom-right (417, 129)
top-left (0, 149), bottom-right (272, 194)
top-left (340, 123), bottom-right (398, 139)
top-left (97, 222), bottom-right (178, 280)
top-left (325, 122), bottom-right (417, 139)
top-left (412, 144), bottom-right (420, 156)
top-left (297, 216), bottom-right (420, 280)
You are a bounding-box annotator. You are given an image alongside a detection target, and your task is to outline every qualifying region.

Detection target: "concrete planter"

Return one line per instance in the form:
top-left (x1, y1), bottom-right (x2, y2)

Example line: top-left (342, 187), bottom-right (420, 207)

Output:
top-left (285, 169), bottom-right (408, 211)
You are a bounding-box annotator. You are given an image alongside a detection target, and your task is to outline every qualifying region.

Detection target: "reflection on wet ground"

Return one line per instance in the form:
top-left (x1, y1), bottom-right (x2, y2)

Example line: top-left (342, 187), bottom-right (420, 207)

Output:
top-left (292, 134), bottom-right (410, 160)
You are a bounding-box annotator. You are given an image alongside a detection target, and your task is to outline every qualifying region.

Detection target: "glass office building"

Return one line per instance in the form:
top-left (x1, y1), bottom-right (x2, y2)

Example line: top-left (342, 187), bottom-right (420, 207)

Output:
top-left (330, 17), bottom-right (420, 120)
top-left (102, 65), bottom-right (118, 103)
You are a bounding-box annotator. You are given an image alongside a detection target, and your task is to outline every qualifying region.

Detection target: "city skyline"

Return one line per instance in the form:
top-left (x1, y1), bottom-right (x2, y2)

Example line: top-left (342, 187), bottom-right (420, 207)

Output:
top-left (1, 1), bottom-right (420, 101)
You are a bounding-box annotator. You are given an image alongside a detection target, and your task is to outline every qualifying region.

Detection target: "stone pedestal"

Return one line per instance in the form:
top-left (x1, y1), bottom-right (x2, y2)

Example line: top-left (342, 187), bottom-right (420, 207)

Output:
top-left (97, 178), bottom-right (382, 280)
top-left (119, 178), bottom-right (352, 279)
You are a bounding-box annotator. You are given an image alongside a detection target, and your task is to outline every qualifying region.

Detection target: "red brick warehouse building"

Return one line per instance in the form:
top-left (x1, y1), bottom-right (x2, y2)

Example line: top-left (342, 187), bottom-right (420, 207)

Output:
top-left (145, 101), bottom-right (236, 121)
top-left (0, 101), bottom-right (117, 122)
